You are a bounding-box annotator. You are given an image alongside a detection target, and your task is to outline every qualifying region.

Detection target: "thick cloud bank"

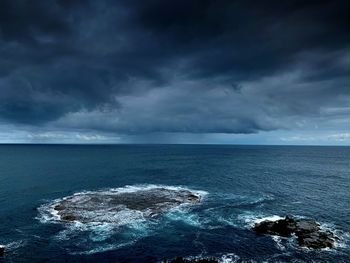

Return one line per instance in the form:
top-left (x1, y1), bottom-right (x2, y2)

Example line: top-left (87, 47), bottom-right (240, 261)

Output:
top-left (0, 0), bottom-right (348, 143)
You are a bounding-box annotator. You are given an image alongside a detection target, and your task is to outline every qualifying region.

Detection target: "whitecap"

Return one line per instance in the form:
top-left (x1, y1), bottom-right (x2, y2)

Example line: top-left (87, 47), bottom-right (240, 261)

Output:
top-left (238, 212), bottom-right (284, 228)
top-left (271, 235), bottom-right (286, 251)
top-left (253, 215), bottom-right (284, 224)
top-left (219, 253), bottom-right (241, 263)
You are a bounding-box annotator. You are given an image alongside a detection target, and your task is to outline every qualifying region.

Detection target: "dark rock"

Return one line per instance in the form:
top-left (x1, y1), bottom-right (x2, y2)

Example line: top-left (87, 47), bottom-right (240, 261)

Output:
top-left (253, 216), bottom-right (296, 237)
top-left (295, 220), bottom-right (320, 234)
top-left (61, 214), bottom-right (77, 221)
top-left (187, 194), bottom-right (200, 202)
top-left (252, 216), bottom-right (337, 249)
top-left (0, 245), bottom-right (5, 257)
top-left (297, 229), bottom-right (337, 249)
top-left (54, 204), bottom-right (65, 211)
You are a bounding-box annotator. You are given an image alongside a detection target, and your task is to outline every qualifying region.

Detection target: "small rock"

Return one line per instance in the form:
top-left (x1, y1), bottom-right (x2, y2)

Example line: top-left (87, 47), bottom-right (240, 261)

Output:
top-left (0, 245), bottom-right (5, 257)
top-left (61, 214), bottom-right (77, 221)
top-left (54, 204), bottom-right (64, 211)
top-left (187, 194), bottom-right (200, 202)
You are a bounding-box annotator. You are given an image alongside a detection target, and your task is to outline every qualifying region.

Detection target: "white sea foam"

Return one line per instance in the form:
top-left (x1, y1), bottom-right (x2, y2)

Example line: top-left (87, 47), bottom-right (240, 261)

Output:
top-left (238, 212), bottom-right (284, 228)
top-left (219, 253), bottom-right (241, 263)
top-left (318, 223), bottom-right (350, 250)
top-left (334, 232), bottom-right (350, 249)
top-left (271, 235), bottom-right (286, 251)
top-left (253, 215), bottom-right (284, 224)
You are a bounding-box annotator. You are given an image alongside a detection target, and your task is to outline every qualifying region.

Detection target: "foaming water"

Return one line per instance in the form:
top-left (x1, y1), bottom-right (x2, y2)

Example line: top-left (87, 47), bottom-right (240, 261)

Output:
top-left (271, 235), bottom-right (287, 251)
top-left (220, 253), bottom-right (241, 263)
top-left (165, 208), bottom-right (203, 227)
top-left (319, 223), bottom-right (350, 250)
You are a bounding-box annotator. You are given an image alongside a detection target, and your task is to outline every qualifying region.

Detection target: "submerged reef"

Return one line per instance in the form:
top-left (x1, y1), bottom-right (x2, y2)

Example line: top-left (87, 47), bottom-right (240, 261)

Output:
top-left (253, 216), bottom-right (338, 249)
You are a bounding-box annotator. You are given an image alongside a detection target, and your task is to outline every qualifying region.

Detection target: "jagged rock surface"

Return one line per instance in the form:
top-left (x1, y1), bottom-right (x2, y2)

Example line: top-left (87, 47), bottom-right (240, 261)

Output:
top-left (253, 216), bottom-right (338, 249)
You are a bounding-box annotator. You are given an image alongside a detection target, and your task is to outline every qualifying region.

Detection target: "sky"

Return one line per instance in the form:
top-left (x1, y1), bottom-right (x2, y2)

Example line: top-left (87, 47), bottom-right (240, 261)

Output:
top-left (0, 0), bottom-right (349, 145)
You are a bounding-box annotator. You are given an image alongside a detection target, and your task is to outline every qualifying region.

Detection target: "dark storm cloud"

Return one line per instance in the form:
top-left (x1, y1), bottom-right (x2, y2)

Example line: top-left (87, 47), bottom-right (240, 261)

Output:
top-left (127, 0), bottom-right (347, 80)
top-left (0, 0), bottom-right (348, 134)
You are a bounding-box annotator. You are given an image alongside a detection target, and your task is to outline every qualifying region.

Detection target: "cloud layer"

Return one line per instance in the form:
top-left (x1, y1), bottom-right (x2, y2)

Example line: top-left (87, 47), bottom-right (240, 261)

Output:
top-left (0, 0), bottom-right (348, 142)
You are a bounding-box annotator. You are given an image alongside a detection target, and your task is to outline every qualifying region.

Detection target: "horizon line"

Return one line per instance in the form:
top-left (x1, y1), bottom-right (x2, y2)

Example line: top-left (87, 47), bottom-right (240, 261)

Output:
top-left (0, 143), bottom-right (349, 147)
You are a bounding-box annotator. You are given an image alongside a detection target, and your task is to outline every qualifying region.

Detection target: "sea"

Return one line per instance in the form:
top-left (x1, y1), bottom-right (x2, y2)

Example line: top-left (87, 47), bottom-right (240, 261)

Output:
top-left (0, 144), bottom-right (349, 262)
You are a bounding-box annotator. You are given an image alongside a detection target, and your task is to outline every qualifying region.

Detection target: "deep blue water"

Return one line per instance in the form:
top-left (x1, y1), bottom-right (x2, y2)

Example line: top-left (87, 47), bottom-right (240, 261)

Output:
top-left (0, 144), bottom-right (349, 262)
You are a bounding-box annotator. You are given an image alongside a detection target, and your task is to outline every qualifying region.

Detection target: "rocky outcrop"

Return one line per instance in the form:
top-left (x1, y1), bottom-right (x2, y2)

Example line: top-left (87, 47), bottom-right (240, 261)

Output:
top-left (0, 245), bottom-right (5, 257)
top-left (44, 186), bottom-right (203, 224)
top-left (253, 216), bottom-right (338, 249)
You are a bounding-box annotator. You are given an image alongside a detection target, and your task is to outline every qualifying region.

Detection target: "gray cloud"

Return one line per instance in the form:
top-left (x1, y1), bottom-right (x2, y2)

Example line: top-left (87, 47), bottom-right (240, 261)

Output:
top-left (0, 0), bottom-right (348, 138)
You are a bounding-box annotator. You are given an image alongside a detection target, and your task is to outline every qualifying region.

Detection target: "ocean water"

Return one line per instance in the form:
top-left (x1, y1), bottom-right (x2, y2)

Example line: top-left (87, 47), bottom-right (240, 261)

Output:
top-left (0, 144), bottom-right (349, 262)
